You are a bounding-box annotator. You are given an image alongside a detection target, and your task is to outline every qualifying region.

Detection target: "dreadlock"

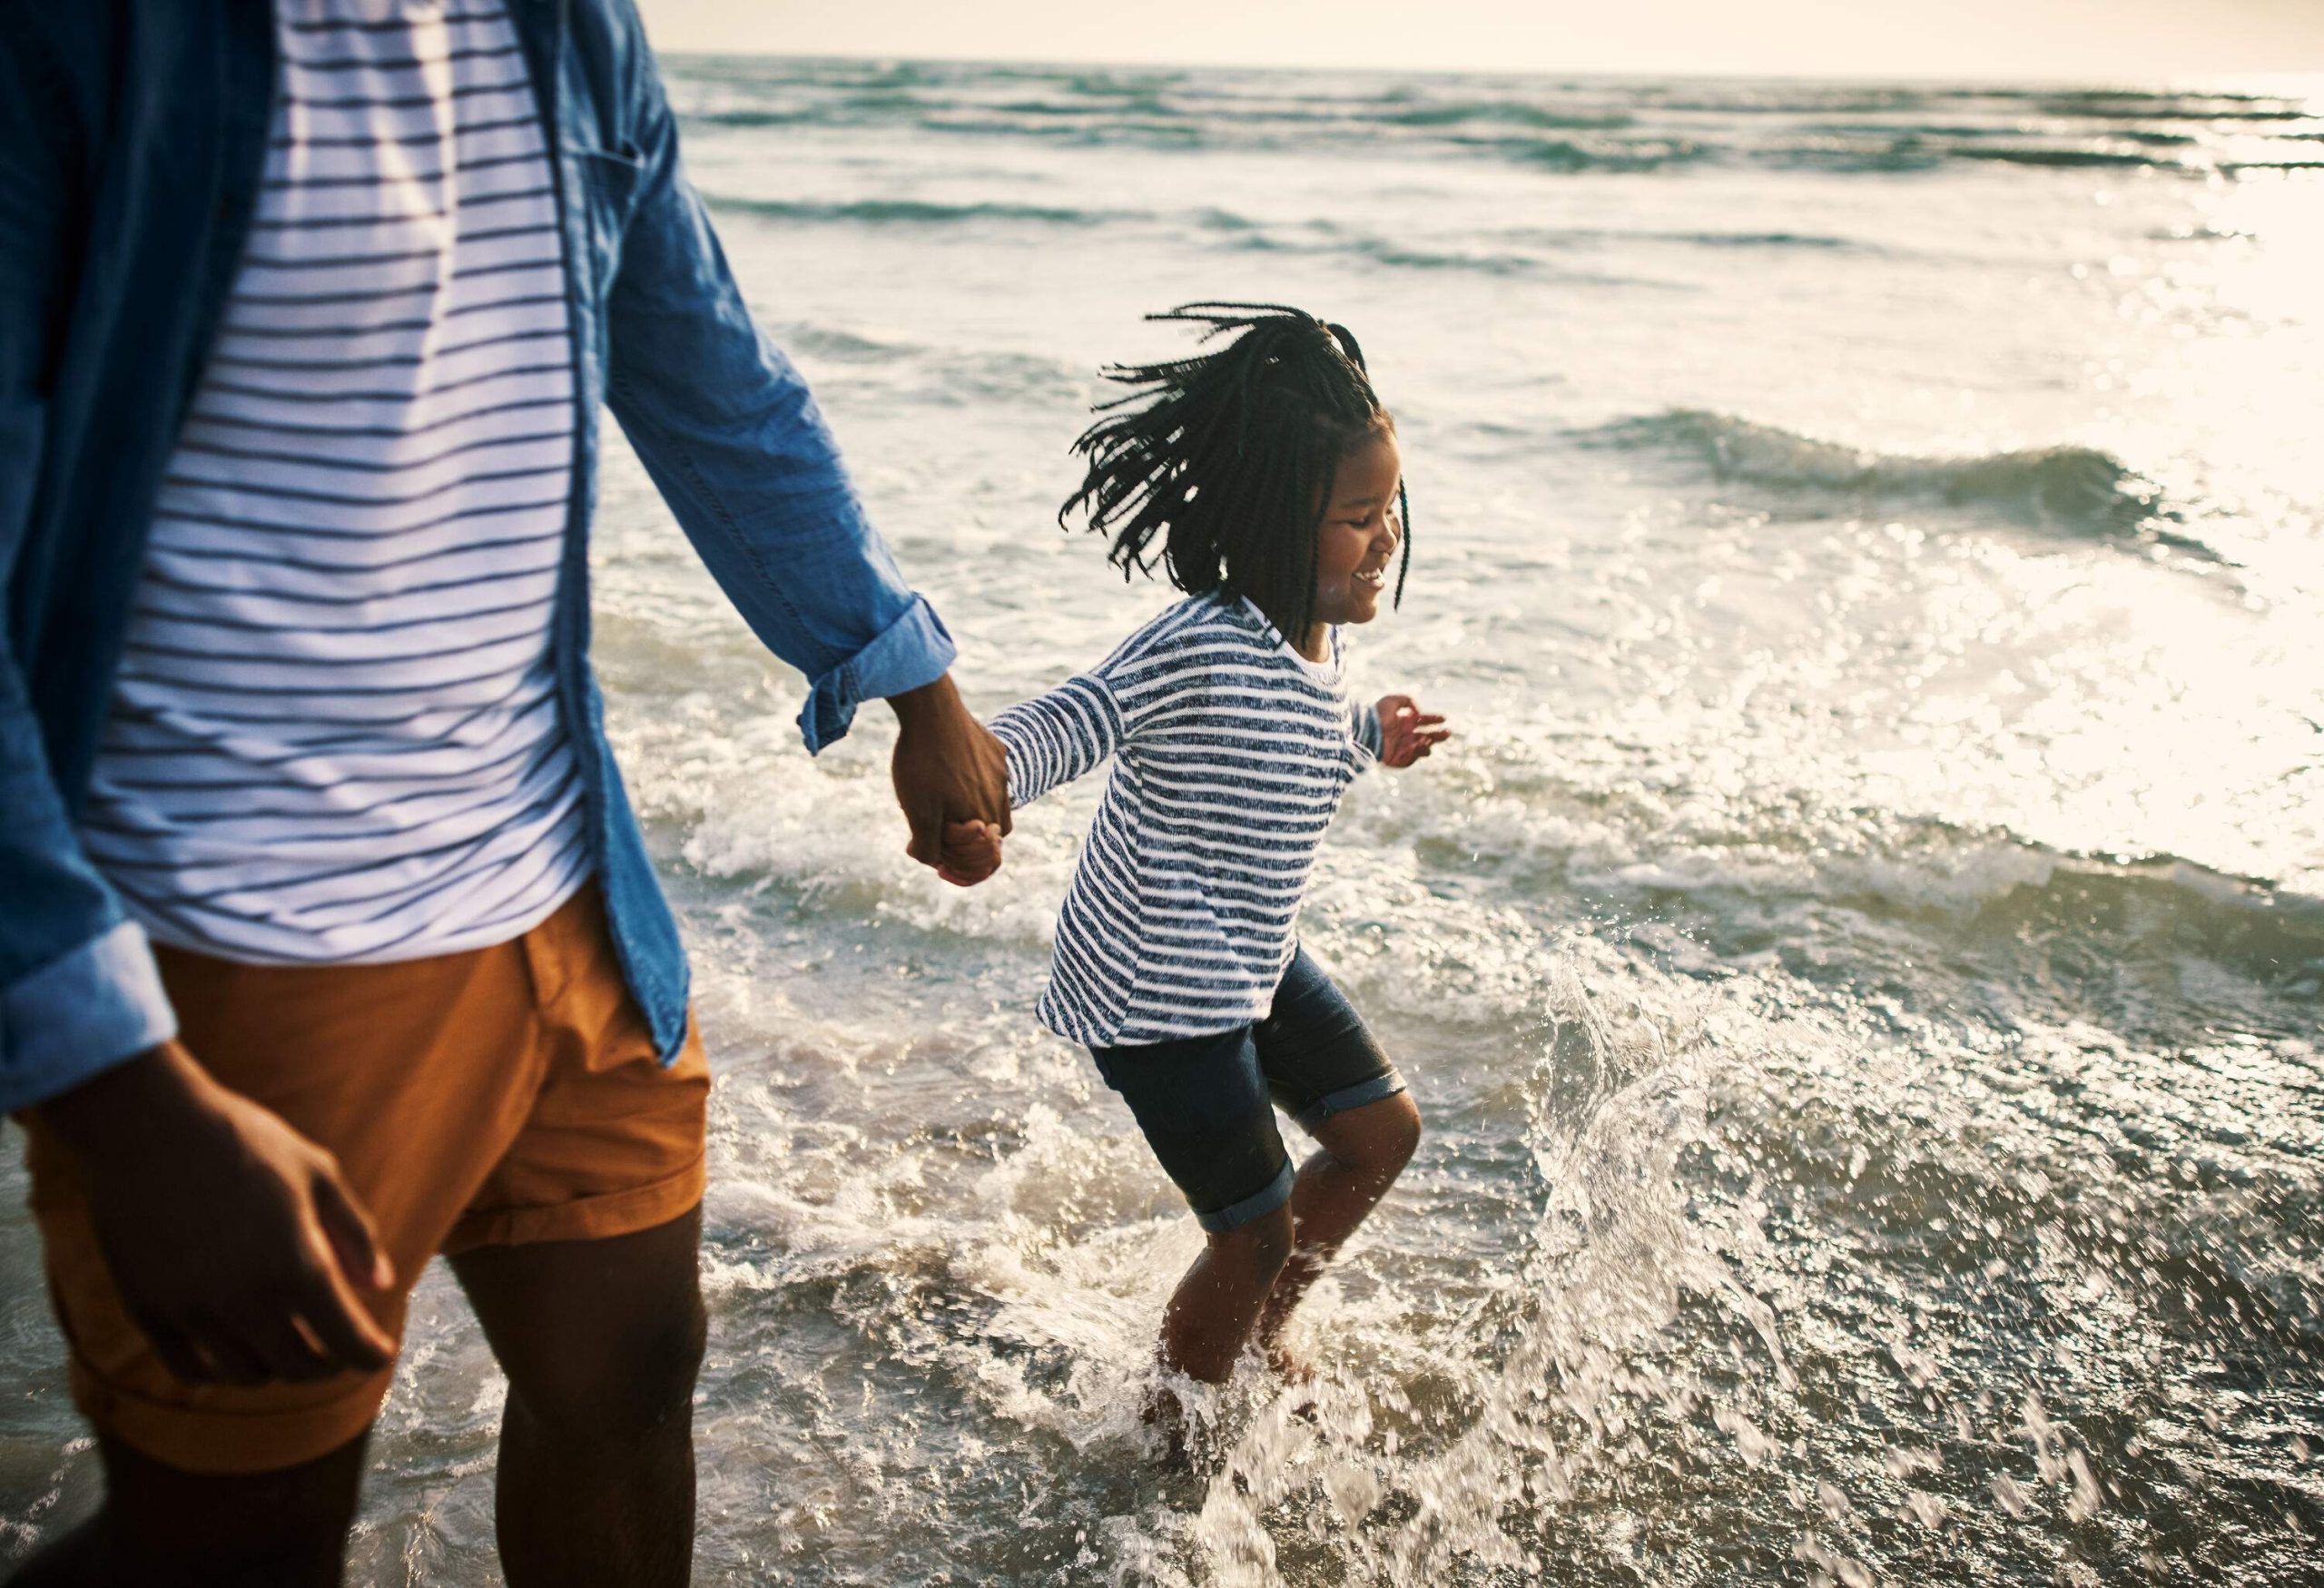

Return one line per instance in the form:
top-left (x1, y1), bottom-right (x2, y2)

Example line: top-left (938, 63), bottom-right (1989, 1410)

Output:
top-left (1060, 301), bottom-right (1412, 645)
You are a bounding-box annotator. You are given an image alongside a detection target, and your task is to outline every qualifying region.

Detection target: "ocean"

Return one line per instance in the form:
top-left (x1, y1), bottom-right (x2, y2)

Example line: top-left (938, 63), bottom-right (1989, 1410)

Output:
top-left (5, 56), bottom-right (2321, 1586)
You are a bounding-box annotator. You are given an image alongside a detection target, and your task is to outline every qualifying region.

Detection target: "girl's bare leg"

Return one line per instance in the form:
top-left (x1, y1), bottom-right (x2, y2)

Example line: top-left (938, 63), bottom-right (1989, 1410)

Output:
top-left (1143, 1093), bottom-right (1419, 1455)
top-left (1145, 1204), bottom-right (1295, 1462)
top-left (1256, 1092), bottom-right (1423, 1367)
top-left (1157, 1203), bottom-right (1296, 1385)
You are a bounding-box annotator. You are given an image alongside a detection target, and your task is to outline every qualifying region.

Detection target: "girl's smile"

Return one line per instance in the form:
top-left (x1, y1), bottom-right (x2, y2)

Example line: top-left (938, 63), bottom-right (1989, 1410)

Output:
top-left (1305, 427), bottom-right (1404, 656)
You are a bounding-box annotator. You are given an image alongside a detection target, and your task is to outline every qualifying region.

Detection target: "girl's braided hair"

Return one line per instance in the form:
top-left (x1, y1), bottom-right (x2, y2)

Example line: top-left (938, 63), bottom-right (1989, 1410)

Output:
top-left (1061, 302), bottom-right (1410, 644)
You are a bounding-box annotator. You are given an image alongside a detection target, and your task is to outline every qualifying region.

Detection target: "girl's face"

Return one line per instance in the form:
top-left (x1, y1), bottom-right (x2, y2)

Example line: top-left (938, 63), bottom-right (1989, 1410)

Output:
top-left (1310, 425), bottom-right (1403, 631)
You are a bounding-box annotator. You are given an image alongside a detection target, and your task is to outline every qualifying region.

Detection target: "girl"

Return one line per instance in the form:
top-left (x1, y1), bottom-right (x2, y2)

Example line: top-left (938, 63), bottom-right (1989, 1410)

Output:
top-left (955, 302), bottom-right (1447, 1410)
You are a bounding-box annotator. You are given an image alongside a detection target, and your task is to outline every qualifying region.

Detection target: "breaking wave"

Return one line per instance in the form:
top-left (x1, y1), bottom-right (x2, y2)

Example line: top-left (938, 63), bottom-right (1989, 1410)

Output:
top-left (1576, 409), bottom-right (2222, 552)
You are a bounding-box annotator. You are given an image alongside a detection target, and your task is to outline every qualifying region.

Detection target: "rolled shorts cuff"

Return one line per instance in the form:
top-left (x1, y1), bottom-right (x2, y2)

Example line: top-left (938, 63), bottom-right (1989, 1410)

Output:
top-left (442, 1149), bottom-right (707, 1255)
top-left (1193, 1158), bottom-right (1295, 1235)
top-left (1293, 1070), bottom-right (1408, 1135)
top-left (67, 1355), bottom-right (392, 1478)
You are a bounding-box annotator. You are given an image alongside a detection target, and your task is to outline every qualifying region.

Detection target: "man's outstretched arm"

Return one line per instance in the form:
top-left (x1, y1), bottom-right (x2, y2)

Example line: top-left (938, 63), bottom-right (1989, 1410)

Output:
top-left (598, 45), bottom-right (1007, 863)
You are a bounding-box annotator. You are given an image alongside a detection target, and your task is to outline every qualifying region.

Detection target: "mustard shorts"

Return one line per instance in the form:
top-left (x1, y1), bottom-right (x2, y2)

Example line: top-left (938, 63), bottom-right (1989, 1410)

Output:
top-left (17, 884), bottom-right (709, 1475)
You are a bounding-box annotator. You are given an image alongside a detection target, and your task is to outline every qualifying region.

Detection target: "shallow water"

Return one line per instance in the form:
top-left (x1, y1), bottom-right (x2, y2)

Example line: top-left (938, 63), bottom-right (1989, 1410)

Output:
top-left (5, 60), bottom-right (2322, 1585)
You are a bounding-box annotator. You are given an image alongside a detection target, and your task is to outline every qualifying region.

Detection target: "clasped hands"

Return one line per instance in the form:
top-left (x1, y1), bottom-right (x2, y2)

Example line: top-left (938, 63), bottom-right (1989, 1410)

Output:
top-left (885, 672), bottom-right (1013, 886)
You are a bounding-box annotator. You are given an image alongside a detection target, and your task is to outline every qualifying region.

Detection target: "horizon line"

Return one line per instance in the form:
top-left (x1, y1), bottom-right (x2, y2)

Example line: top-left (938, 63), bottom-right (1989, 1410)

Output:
top-left (651, 45), bottom-right (2324, 94)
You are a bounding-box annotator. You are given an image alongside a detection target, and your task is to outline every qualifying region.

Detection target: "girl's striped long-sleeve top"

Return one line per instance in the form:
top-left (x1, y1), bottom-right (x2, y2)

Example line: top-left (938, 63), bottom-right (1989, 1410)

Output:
top-left (990, 594), bottom-right (1384, 1047)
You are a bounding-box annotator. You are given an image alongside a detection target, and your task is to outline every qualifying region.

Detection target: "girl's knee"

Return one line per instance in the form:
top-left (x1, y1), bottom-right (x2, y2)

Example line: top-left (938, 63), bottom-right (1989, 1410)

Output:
top-left (1383, 1092), bottom-right (1423, 1167)
top-left (1327, 1090), bottom-right (1421, 1177)
top-left (1213, 1203), bottom-right (1296, 1282)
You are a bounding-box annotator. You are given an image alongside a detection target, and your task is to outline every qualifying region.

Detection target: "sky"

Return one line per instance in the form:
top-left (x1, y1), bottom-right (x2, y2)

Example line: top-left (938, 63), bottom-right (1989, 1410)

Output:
top-left (636, 0), bottom-right (2324, 81)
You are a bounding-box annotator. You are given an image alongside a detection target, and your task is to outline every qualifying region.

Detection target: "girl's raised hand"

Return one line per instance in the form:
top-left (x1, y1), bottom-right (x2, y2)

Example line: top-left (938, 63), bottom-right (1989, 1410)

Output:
top-left (1374, 695), bottom-right (1450, 769)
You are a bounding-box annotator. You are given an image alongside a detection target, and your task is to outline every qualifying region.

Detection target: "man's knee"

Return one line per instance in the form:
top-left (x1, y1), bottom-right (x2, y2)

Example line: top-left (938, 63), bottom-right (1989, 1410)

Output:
top-left (458, 1209), bottom-right (710, 1449)
top-left (620, 1292), bottom-right (711, 1433)
top-left (506, 1288), bottom-right (707, 1445)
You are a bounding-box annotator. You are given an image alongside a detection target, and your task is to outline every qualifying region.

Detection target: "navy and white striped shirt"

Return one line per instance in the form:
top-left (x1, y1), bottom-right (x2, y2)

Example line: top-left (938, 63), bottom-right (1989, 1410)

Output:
top-left (990, 595), bottom-right (1384, 1047)
top-left (79, 0), bottom-right (590, 964)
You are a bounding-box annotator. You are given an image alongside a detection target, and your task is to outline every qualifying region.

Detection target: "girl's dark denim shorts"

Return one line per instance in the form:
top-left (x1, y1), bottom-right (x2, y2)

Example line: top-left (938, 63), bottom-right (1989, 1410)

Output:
top-left (1088, 948), bottom-right (1407, 1234)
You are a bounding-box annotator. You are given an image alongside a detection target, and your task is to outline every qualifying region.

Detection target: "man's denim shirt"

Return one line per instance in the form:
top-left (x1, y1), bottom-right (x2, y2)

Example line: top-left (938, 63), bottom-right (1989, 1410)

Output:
top-left (0, 1), bottom-right (955, 1110)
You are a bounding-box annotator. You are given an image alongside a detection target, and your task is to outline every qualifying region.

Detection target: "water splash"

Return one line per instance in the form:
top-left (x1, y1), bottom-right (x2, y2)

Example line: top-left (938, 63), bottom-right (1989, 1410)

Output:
top-left (1168, 944), bottom-right (1807, 1585)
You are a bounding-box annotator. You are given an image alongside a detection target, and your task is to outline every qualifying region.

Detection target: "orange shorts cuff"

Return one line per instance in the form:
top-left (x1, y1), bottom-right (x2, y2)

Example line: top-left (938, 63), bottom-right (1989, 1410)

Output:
top-left (67, 1356), bottom-right (393, 1477)
top-left (441, 1150), bottom-right (707, 1255)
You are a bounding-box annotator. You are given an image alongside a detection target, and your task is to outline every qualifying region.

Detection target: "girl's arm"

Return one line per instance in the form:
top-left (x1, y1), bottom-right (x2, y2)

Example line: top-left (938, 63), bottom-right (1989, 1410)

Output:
top-left (1351, 698), bottom-right (1384, 762)
top-left (988, 602), bottom-right (1198, 807)
top-left (989, 675), bottom-right (1124, 808)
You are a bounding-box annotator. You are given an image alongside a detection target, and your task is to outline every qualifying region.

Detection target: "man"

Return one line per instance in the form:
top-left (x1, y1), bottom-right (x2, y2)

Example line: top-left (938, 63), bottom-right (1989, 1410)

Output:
top-left (0, 2), bottom-right (1009, 1583)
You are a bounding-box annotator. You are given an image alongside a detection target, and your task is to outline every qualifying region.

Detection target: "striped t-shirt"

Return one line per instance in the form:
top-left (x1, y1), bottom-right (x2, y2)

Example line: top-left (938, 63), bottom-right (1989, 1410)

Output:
top-left (80, 0), bottom-right (592, 965)
top-left (990, 595), bottom-right (1384, 1048)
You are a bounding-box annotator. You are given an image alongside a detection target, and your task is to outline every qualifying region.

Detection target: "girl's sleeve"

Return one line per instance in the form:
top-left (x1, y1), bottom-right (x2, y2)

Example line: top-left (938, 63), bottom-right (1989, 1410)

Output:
top-left (1351, 698), bottom-right (1384, 765)
top-left (989, 605), bottom-right (1191, 807)
top-left (989, 676), bottom-right (1124, 809)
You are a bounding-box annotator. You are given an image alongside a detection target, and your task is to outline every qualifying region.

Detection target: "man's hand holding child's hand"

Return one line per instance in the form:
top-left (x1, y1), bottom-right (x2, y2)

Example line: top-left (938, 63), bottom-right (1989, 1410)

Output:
top-left (1375, 695), bottom-right (1450, 768)
top-left (937, 820), bottom-right (1006, 887)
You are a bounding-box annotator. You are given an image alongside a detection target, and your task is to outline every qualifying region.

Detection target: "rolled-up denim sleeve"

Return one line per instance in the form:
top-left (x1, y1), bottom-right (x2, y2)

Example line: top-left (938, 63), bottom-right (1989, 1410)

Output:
top-left (0, 666), bottom-right (182, 1110)
top-left (3, 922), bottom-right (177, 1113)
top-left (600, 54), bottom-right (953, 754)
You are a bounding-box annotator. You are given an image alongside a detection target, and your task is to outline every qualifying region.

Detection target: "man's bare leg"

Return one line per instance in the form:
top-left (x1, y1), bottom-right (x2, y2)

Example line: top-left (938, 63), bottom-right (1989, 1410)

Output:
top-left (448, 1207), bottom-right (706, 1588)
top-left (6, 1431), bottom-right (369, 1587)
